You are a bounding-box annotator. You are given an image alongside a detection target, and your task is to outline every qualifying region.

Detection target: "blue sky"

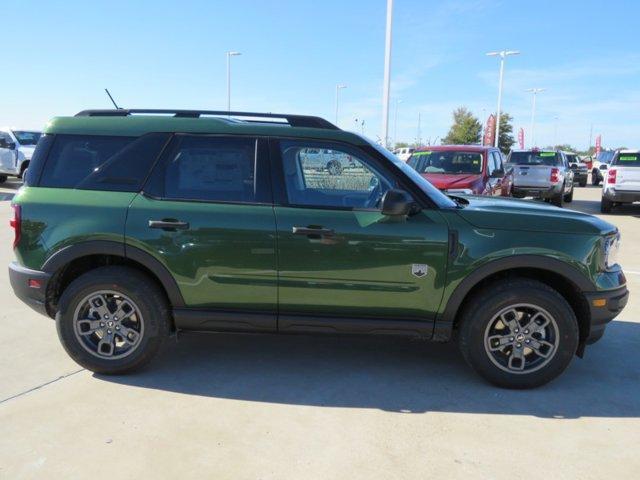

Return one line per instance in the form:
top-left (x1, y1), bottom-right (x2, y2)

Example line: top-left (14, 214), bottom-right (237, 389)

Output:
top-left (2, 0), bottom-right (639, 149)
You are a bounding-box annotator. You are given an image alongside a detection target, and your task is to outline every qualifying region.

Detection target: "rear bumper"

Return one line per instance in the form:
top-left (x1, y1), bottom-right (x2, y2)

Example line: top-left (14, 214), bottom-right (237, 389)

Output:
top-left (512, 184), bottom-right (561, 199)
top-left (583, 286), bottom-right (629, 344)
top-left (602, 189), bottom-right (640, 203)
top-left (9, 262), bottom-right (51, 317)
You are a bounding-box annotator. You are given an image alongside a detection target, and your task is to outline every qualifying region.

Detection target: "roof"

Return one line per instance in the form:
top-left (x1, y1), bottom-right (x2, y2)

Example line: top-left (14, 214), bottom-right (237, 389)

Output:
top-left (415, 144), bottom-right (494, 152)
top-left (43, 110), bottom-right (366, 144)
top-left (619, 149), bottom-right (639, 153)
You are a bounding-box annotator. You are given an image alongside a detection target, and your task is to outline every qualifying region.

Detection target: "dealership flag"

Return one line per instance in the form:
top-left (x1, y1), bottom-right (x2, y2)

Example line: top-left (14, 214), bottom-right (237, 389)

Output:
top-left (518, 128), bottom-right (525, 149)
top-left (595, 135), bottom-right (602, 155)
top-left (483, 114), bottom-right (496, 146)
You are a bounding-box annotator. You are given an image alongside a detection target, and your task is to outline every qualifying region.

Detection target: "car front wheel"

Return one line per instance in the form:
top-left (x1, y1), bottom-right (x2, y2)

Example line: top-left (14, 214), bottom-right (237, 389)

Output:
top-left (56, 266), bottom-right (171, 374)
top-left (458, 279), bottom-right (579, 389)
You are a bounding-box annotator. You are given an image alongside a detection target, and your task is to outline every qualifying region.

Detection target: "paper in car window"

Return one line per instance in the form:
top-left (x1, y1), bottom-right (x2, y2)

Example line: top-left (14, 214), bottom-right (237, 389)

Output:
top-left (619, 155), bottom-right (637, 161)
top-left (472, 160), bottom-right (479, 164)
top-left (539, 152), bottom-right (555, 157)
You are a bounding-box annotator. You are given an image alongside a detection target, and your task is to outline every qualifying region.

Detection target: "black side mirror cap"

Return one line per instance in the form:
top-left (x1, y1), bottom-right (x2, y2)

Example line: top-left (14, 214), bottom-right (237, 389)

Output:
top-left (599, 164), bottom-right (608, 170)
top-left (381, 189), bottom-right (415, 216)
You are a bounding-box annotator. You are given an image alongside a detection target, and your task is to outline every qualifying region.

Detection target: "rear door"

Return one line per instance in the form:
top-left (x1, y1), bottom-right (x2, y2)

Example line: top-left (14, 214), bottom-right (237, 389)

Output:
top-left (271, 138), bottom-right (449, 329)
top-left (126, 134), bottom-right (277, 329)
top-left (612, 153), bottom-right (640, 190)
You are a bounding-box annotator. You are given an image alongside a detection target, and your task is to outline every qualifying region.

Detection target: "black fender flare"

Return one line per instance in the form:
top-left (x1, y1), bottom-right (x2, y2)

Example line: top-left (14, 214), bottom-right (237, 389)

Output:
top-left (438, 254), bottom-right (592, 328)
top-left (41, 240), bottom-right (185, 307)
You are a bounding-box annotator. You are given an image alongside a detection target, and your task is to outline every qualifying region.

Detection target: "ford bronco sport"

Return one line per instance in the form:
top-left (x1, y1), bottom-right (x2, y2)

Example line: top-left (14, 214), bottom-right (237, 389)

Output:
top-left (9, 109), bottom-right (628, 388)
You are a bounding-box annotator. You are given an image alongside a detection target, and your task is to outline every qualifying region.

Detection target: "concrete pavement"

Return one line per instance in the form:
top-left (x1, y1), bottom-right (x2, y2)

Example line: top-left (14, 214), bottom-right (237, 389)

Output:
top-left (1, 179), bottom-right (638, 479)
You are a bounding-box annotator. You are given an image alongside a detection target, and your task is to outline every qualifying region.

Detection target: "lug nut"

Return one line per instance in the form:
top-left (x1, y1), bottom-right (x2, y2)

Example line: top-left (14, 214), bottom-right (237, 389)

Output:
top-left (509, 337), bottom-right (514, 342)
top-left (107, 329), bottom-right (112, 334)
top-left (516, 343), bottom-right (522, 348)
top-left (515, 329), bottom-right (519, 333)
top-left (115, 326), bottom-right (120, 330)
top-left (100, 322), bottom-right (105, 327)
top-left (524, 329), bottom-right (529, 334)
top-left (104, 315), bottom-right (109, 319)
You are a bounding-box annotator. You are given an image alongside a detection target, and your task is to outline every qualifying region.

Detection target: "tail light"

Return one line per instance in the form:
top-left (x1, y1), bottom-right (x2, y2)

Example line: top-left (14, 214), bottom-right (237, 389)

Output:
top-left (9, 204), bottom-right (21, 249)
top-left (608, 169), bottom-right (617, 184)
top-left (550, 167), bottom-right (560, 183)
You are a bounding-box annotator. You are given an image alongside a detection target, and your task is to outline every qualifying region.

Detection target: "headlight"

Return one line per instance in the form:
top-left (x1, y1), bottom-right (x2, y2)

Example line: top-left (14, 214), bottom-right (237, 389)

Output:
top-left (604, 233), bottom-right (621, 270)
top-left (446, 188), bottom-right (473, 195)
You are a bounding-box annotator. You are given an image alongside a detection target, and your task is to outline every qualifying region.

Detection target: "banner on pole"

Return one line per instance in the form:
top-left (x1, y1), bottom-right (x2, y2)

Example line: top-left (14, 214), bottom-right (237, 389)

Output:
top-left (518, 128), bottom-right (524, 149)
top-left (483, 114), bottom-right (496, 146)
top-left (595, 135), bottom-right (602, 156)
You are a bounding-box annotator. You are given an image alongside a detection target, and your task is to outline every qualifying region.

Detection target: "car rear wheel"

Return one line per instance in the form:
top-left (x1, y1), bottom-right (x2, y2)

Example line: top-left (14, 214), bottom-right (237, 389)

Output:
top-left (0, 175), bottom-right (6, 184)
top-left (458, 278), bottom-right (578, 389)
top-left (600, 197), bottom-right (613, 213)
top-left (591, 170), bottom-right (600, 186)
top-left (563, 185), bottom-right (574, 202)
top-left (327, 160), bottom-right (343, 175)
top-left (56, 266), bottom-right (171, 374)
top-left (551, 189), bottom-right (563, 207)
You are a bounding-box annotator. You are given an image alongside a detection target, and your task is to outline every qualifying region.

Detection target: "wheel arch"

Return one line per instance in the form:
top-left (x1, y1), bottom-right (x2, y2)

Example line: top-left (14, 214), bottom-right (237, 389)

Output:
top-left (435, 255), bottom-right (592, 347)
top-left (42, 241), bottom-right (185, 318)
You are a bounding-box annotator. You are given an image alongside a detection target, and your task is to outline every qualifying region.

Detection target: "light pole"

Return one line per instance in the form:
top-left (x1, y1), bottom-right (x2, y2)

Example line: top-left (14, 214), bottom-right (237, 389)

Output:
top-left (393, 99), bottom-right (402, 147)
top-left (486, 50), bottom-right (520, 148)
top-left (553, 115), bottom-right (559, 147)
top-left (226, 51), bottom-right (242, 111)
top-left (335, 84), bottom-right (347, 126)
top-left (526, 88), bottom-right (545, 148)
top-left (381, 0), bottom-right (394, 148)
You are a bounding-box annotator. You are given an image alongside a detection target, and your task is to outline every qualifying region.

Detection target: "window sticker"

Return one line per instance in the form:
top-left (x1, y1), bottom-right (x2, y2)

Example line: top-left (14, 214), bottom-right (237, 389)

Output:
top-left (539, 152), bottom-right (555, 157)
top-left (619, 155), bottom-right (637, 161)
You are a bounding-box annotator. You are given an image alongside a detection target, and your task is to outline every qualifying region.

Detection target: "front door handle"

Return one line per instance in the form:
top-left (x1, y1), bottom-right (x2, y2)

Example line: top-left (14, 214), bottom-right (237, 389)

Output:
top-left (148, 219), bottom-right (190, 231)
top-left (292, 226), bottom-right (335, 238)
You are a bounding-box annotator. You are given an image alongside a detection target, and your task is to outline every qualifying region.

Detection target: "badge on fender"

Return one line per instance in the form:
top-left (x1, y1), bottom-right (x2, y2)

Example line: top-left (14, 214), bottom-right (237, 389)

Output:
top-left (411, 264), bottom-right (428, 278)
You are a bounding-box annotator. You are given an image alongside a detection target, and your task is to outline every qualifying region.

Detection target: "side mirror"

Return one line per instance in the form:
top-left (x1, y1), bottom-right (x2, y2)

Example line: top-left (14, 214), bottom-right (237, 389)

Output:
top-left (599, 164), bottom-right (608, 170)
top-left (381, 189), bottom-right (414, 216)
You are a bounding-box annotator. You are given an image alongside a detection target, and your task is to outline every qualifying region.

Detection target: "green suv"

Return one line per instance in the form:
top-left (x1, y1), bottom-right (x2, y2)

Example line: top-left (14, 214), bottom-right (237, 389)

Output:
top-left (9, 109), bottom-right (628, 388)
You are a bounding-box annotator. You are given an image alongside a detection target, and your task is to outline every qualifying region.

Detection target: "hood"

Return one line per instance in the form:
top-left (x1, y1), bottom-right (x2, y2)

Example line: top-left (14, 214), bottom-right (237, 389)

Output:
top-left (455, 196), bottom-right (616, 235)
top-left (421, 173), bottom-right (483, 190)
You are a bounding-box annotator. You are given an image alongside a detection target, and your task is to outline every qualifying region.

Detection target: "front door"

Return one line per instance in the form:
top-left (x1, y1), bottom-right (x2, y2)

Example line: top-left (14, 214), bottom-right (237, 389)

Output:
top-left (271, 138), bottom-right (449, 328)
top-left (0, 131), bottom-right (15, 173)
top-left (126, 134), bottom-right (277, 329)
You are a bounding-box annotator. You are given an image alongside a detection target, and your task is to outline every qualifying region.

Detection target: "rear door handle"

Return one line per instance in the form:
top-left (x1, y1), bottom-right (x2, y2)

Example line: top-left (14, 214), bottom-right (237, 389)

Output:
top-left (148, 219), bottom-right (190, 230)
top-left (292, 226), bottom-right (335, 238)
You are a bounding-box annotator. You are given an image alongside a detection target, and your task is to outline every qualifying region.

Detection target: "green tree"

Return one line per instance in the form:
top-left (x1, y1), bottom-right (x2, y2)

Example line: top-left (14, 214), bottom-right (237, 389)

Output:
top-left (393, 141), bottom-right (409, 149)
top-left (442, 107), bottom-right (482, 145)
top-left (497, 112), bottom-right (515, 154)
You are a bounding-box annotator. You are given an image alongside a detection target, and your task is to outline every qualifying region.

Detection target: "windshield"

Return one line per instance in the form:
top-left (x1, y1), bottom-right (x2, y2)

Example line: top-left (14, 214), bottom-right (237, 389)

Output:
top-left (509, 151), bottom-right (560, 166)
top-left (12, 131), bottom-right (41, 146)
top-left (410, 150), bottom-right (482, 174)
top-left (613, 153), bottom-right (640, 167)
top-left (367, 141), bottom-right (457, 208)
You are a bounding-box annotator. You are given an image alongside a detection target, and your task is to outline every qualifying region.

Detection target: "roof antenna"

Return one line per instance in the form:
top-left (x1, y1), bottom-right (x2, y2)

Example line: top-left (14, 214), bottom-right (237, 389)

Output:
top-left (104, 88), bottom-right (121, 109)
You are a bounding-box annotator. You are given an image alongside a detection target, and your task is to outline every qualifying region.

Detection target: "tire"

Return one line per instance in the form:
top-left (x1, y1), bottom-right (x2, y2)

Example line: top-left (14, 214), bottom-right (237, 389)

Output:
top-left (18, 162), bottom-right (29, 179)
top-left (458, 278), bottom-right (579, 389)
top-left (563, 185), bottom-right (574, 202)
top-left (550, 189), bottom-right (563, 207)
top-left (327, 160), bottom-right (343, 175)
top-left (56, 266), bottom-right (171, 374)
top-left (600, 196), bottom-right (613, 213)
top-left (0, 175), bottom-right (6, 184)
top-left (591, 170), bottom-right (600, 186)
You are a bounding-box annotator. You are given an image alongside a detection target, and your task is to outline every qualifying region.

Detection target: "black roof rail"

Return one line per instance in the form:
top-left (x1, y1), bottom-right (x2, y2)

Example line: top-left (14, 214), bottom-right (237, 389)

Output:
top-left (74, 109), bottom-right (340, 130)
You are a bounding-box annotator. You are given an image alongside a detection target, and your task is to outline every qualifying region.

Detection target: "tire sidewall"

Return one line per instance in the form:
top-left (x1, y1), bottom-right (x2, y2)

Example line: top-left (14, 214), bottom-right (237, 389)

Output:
top-left (56, 268), bottom-right (169, 374)
top-left (461, 284), bottom-right (578, 389)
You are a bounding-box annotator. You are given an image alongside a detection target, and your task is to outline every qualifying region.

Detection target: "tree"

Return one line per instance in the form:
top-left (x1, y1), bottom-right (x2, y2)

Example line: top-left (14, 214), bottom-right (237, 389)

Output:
top-left (442, 107), bottom-right (482, 145)
top-left (393, 141), bottom-right (409, 149)
top-left (497, 112), bottom-right (515, 154)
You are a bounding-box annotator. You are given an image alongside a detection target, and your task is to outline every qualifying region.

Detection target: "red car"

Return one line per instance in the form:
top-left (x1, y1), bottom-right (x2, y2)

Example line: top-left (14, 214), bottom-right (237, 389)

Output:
top-left (406, 145), bottom-right (513, 196)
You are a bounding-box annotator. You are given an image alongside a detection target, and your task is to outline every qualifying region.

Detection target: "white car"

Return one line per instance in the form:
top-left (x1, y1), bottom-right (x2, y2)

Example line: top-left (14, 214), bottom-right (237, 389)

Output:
top-left (601, 150), bottom-right (640, 213)
top-left (298, 148), bottom-right (355, 175)
top-left (0, 129), bottom-right (41, 182)
top-left (394, 147), bottom-right (414, 162)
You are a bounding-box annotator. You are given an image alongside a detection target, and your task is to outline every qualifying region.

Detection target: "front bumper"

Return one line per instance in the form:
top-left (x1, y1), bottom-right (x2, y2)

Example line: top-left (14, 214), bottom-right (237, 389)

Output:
top-left (583, 285), bottom-right (629, 345)
top-left (9, 262), bottom-right (51, 317)
top-left (602, 189), bottom-right (640, 203)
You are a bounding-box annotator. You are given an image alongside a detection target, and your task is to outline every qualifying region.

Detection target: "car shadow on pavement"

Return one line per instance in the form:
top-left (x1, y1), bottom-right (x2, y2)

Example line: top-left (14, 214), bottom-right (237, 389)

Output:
top-left (98, 319), bottom-right (640, 419)
top-left (569, 198), bottom-right (640, 217)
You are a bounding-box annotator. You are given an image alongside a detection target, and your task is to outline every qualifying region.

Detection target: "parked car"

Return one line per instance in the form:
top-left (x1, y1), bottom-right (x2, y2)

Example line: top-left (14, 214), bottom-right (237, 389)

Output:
top-left (600, 150), bottom-right (640, 213)
top-left (299, 148), bottom-right (355, 175)
top-left (592, 150), bottom-right (615, 186)
top-left (406, 145), bottom-right (513, 196)
top-left (581, 155), bottom-right (594, 171)
top-left (393, 147), bottom-right (414, 161)
top-left (506, 149), bottom-right (574, 207)
top-left (9, 109), bottom-right (627, 389)
top-left (0, 129), bottom-right (42, 182)
top-left (567, 152), bottom-right (588, 187)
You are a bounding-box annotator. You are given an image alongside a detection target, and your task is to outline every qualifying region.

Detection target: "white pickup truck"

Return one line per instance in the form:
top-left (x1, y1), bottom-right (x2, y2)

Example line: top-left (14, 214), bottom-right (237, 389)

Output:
top-left (0, 129), bottom-right (41, 182)
top-left (506, 149), bottom-right (575, 207)
top-left (601, 150), bottom-right (640, 213)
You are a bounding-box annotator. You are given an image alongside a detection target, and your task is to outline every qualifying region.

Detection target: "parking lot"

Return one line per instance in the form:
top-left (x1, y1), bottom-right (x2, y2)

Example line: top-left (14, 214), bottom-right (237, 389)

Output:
top-left (0, 178), bottom-right (638, 479)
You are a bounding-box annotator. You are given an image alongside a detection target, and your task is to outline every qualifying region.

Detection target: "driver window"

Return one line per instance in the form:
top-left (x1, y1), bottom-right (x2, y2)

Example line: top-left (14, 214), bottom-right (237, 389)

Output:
top-left (280, 140), bottom-right (394, 209)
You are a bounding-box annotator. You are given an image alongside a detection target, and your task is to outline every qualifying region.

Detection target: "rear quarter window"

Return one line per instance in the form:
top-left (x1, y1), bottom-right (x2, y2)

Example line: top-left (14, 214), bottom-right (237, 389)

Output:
top-left (38, 133), bottom-right (170, 191)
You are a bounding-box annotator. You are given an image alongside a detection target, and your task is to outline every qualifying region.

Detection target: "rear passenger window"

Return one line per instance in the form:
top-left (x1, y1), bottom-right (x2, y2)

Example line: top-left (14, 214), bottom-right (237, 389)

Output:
top-left (39, 134), bottom-right (169, 191)
top-left (160, 135), bottom-right (261, 203)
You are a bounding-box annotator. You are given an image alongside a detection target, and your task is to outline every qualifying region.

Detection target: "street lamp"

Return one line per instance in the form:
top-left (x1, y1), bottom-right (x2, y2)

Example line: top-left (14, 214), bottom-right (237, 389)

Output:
top-left (393, 99), bottom-right (402, 146)
top-left (226, 51), bottom-right (242, 111)
top-left (381, 0), bottom-right (394, 148)
top-left (526, 88), bottom-right (546, 148)
top-left (486, 49), bottom-right (520, 148)
top-left (553, 115), bottom-right (559, 148)
top-left (334, 84), bottom-right (347, 126)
